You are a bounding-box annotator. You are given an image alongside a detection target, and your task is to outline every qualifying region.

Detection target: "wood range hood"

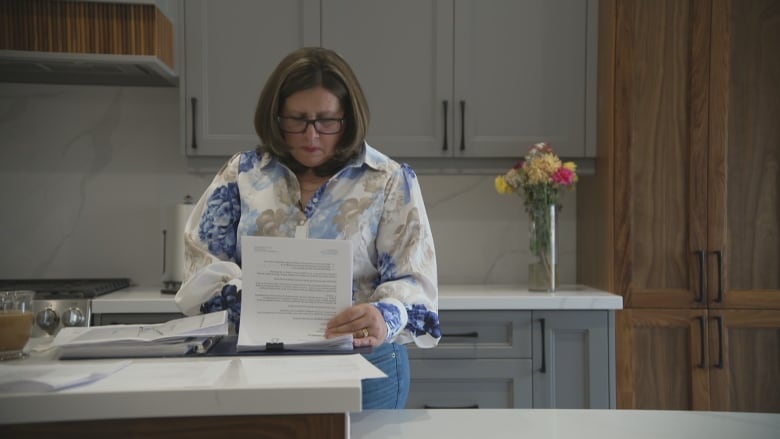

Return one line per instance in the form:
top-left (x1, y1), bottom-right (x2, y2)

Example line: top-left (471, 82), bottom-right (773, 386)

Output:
top-left (0, 0), bottom-right (177, 86)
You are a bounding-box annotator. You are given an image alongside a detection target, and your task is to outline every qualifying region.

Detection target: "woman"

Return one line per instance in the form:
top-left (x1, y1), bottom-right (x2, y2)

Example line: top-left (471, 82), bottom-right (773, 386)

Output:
top-left (175, 47), bottom-right (440, 409)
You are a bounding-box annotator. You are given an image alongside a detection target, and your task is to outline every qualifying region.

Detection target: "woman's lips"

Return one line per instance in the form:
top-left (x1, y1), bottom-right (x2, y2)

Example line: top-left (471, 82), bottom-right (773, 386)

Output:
top-left (302, 146), bottom-right (319, 153)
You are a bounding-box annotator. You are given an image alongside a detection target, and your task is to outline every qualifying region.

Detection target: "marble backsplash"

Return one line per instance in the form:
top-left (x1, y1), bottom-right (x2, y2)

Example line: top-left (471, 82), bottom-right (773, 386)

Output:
top-left (0, 83), bottom-right (576, 287)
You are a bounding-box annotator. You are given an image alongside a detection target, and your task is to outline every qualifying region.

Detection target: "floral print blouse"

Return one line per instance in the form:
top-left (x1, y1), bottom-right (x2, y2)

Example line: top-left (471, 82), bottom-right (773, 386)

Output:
top-left (175, 143), bottom-right (441, 348)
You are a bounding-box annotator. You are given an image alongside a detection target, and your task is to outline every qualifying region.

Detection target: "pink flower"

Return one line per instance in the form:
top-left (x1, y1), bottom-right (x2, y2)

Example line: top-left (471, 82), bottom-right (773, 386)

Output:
top-left (552, 167), bottom-right (575, 186)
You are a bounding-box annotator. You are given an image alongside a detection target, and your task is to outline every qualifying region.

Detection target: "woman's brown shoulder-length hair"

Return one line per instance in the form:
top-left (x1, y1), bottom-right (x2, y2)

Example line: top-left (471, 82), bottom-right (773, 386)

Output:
top-left (254, 47), bottom-right (370, 174)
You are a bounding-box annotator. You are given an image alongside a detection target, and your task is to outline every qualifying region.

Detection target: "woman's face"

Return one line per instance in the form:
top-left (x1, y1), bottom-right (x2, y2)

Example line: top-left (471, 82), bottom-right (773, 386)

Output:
top-left (280, 86), bottom-right (344, 170)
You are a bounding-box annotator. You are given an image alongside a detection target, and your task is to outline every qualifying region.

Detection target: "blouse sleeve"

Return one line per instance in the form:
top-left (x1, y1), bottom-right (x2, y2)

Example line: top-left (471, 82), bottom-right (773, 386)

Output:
top-left (175, 153), bottom-right (243, 316)
top-left (371, 163), bottom-right (440, 348)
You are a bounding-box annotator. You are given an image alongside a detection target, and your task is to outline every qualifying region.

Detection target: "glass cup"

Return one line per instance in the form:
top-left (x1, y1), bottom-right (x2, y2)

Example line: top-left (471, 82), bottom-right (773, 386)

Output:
top-left (0, 290), bottom-right (35, 360)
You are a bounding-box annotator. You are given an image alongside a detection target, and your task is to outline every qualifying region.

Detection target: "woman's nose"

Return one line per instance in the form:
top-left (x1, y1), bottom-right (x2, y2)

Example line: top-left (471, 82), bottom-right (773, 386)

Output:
top-left (303, 122), bottom-right (319, 140)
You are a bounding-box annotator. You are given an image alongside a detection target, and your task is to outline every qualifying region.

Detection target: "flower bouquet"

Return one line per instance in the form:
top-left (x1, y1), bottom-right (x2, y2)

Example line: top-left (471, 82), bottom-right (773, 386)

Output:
top-left (495, 142), bottom-right (577, 291)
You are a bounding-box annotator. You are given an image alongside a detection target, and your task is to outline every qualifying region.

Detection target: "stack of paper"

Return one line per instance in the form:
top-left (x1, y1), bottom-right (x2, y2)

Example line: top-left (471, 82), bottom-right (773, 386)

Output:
top-left (51, 311), bottom-right (228, 359)
top-left (237, 236), bottom-right (354, 352)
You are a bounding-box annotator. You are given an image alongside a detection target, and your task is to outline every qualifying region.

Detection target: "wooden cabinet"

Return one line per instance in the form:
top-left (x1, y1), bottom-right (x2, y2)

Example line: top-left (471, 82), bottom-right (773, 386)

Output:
top-left (578, 0), bottom-right (780, 412)
top-left (616, 309), bottom-right (780, 412)
top-left (707, 310), bottom-right (780, 411)
top-left (182, 0), bottom-right (597, 159)
top-left (406, 310), bottom-right (614, 409)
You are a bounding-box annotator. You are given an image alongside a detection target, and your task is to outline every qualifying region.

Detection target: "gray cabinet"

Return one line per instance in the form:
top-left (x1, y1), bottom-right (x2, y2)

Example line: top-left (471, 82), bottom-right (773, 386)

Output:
top-left (323, 0), bottom-right (598, 159)
top-left (532, 311), bottom-right (612, 409)
top-left (407, 309), bottom-right (614, 409)
top-left (181, 0), bottom-right (597, 160)
top-left (406, 311), bottom-right (532, 409)
top-left (182, 0), bottom-right (319, 156)
top-left (407, 359), bottom-right (533, 409)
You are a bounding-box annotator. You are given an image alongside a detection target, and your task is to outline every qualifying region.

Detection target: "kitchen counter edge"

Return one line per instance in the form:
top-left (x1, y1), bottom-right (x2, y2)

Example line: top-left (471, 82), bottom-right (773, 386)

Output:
top-left (91, 284), bottom-right (622, 314)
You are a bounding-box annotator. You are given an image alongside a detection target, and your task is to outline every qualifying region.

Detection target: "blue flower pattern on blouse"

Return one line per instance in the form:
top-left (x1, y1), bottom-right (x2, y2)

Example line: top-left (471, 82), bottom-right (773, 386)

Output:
top-left (200, 284), bottom-right (242, 332)
top-left (184, 144), bottom-right (440, 347)
top-left (198, 183), bottom-right (241, 260)
top-left (400, 163), bottom-right (416, 203)
top-left (376, 252), bottom-right (398, 286)
top-left (406, 304), bottom-right (442, 338)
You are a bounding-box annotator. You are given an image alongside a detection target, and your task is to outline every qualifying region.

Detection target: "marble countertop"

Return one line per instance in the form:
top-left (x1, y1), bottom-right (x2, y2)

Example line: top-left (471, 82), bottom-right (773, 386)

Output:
top-left (351, 409), bottom-right (780, 439)
top-left (0, 352), bottom-right (365, 425)
top-left (437, 284), bottom-right (622, 310)
top-left (91, 284), bottom-right (623, 315)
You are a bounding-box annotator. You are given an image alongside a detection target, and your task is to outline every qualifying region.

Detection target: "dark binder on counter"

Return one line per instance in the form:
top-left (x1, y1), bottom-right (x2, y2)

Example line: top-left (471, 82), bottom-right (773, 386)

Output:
top-left (58, 336), bottom-right (222, 360)
top-left (205, 336), bottom-right (372, 356)
top-left (59, 335), bottom-right (371, 359)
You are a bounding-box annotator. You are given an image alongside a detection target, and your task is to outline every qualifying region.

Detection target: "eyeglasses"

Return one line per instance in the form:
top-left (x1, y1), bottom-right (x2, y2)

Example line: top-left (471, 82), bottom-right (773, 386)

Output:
top-left (277, 116), bottom-right (345, 134)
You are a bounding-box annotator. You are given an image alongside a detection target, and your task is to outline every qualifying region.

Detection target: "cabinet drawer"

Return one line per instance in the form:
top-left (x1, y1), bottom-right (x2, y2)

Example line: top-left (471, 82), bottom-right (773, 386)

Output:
top-left (407, 310), bottom-right (531, 359)
top-left (406, 359), bottom-right (532, 409)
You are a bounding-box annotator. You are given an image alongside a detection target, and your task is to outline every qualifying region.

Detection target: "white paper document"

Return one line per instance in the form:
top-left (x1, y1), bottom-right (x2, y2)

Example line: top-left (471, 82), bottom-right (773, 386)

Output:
top-left (50, 311), bottom-right (229, 358)
top-left (238, 236), bottom-right (353, 351)
top-left (73, 360), bottom-right (234, 391)
top-left (0, 361), bottom-right (131, 393)
top-left (52, 311), bottom-right (228, 346)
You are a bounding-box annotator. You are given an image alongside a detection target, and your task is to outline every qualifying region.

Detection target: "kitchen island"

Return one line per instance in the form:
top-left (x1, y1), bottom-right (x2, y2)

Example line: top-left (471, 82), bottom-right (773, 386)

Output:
top-left (7, 289), bottom-right (772, 438)
top-left (351, 409), bottom-right (780, 439)
top-left (0, 352), bottom-right (369, 438)
top-left (2, 367), bottom-right (778, 439)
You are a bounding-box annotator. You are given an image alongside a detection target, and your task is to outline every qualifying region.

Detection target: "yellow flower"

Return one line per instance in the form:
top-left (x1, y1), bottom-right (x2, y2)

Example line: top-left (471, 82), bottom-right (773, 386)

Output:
top-left (495, 143), bottom-right (578, 204)
top-left (494, 175), bottom-right (514, 194)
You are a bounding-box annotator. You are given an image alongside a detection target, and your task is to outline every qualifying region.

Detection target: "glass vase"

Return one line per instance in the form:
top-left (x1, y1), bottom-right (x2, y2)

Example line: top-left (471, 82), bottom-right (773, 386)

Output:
top-left (528, 204), bottom-right (557, 292)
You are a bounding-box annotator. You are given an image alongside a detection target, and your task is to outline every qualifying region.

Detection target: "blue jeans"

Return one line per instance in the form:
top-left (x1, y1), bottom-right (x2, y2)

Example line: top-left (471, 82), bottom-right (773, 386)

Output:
top-left (361, 342), bottom-right (409, 409)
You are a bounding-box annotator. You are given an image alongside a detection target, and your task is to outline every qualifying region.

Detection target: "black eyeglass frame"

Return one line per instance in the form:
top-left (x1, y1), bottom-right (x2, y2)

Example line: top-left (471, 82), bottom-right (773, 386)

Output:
top-left (277, 116), bottom-right (346, 134)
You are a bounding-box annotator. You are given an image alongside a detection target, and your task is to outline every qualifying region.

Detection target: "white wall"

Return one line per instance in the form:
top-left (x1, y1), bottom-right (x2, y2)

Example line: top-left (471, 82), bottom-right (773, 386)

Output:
top-left (0, 83), bottom-right (576, 287)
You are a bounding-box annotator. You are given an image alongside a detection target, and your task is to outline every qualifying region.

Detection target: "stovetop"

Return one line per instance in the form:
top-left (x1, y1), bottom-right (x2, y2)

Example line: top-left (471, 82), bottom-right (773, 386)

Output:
top-left (0, 278), bottom-right (131, 300)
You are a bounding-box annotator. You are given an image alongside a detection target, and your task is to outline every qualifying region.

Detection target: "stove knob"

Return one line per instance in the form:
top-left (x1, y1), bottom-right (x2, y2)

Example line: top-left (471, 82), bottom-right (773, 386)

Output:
top-left (62, 308), bottom-right (86, 327)
top-left (36, 308), bottom-right (60, 334)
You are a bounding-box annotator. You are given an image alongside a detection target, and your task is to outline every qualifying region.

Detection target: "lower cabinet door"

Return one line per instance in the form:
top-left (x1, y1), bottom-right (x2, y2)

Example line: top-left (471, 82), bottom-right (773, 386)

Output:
top-left (406, 359), bottom-right (532, 409)
top-left (532, 310), bottom-right (611, 409)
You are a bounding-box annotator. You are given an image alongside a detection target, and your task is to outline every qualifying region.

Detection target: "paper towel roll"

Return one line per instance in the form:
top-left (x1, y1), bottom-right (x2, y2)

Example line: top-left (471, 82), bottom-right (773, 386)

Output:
top-left (164, 202), bottom-right (194, 283)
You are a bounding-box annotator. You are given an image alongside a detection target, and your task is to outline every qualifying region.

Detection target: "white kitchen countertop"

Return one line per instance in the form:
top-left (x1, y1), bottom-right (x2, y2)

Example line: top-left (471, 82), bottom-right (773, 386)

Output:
top-left (0, 352), bottom-right (364, 425)
top-left (91, 284), bottom-right (622, 314)
top-left (351, 409), bottom-right (780, 439)
top-left (437, 284), bottom-right (622, 310)
top-left (3, 350), bottom-right (776, 436)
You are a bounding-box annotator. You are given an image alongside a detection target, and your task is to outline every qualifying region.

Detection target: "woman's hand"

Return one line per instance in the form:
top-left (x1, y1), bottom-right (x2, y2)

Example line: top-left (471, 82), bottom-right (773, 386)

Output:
top-left (325, 303), bottom-right (388, 348)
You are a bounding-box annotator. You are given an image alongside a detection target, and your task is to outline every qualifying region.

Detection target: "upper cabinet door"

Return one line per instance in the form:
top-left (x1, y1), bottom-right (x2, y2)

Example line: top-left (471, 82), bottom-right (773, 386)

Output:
top-left (184, 0), bottom-right (320, 157)
top-left (183, 0), bottom-right (596, 159)
top-left (321, 0), bottom-right (453, 158)
top-left (454, 0), bottom-right (596, 158)
top-left (707, 0), bottom-right (780, 308)
top-left (322, 0), bottom-right (597, 159)
top-left (613, 0), bottom-right (711, 308)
